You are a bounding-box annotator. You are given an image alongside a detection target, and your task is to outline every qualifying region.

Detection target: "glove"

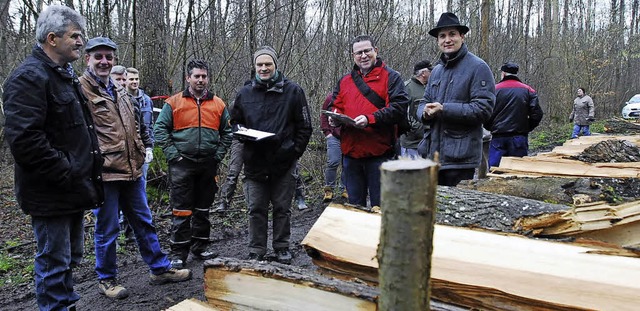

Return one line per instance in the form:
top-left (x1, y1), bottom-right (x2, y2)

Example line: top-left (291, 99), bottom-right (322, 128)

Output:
top-left (145, 147), bottom-right (153, 163)
top-left (587, 117), bottom-right (596, 122)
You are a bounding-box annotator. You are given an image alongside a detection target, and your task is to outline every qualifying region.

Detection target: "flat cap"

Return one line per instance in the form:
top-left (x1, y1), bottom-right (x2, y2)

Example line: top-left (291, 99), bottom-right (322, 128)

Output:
top-left (85, 37), bottom-right (117, 52)
top-left (500, 61), bottom-right (519, 74)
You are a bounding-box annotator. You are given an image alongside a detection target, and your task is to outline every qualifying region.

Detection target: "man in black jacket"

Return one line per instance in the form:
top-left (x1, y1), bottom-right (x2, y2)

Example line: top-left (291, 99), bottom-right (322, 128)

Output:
top-left (230, 46), bottom-right (312, 264)
top-left (485, 61), bottom-right (543, 167)
top-left (3, 5), bottom-right (103, 311)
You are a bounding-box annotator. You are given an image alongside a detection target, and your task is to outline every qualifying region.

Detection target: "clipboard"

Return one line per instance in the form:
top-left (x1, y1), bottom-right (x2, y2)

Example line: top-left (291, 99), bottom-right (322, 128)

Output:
top-left (321, 110), bottom-right (356, 126)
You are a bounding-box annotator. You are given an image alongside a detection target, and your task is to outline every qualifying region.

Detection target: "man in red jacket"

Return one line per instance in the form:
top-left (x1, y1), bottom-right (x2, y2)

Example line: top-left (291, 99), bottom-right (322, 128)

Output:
top-left (329, 35), bottom-right (409, 208)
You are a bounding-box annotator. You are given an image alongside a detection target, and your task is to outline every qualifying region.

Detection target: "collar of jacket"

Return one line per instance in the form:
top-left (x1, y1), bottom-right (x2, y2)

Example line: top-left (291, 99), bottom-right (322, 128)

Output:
top-left (32, 44), bottom-right (76, 80)
top-left (500, 75), bottom-right (522, 83)
top-left (411, 76), bottom-right (425, 85)
top-left (440, 43), bottom-right (468, 68)
top-left (181, 87), bottom-right (214, 100)
top-left (252, 70), bottom-right (285, 93)
top-left (353, 57), bottom-right (384, 76)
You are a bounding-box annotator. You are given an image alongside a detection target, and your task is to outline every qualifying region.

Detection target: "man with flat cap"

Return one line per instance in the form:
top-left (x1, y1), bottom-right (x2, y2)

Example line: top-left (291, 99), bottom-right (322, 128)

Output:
top-left (230, 46), bottom-right (312, 264)
top-left (417, 12), bottom-right (495, 186)
top-left (80, 37), bottom-right (191, 300)
top-left (485, 61), bottom-right (543, 167)
top-left (401, 59), bottom-right (432, 158)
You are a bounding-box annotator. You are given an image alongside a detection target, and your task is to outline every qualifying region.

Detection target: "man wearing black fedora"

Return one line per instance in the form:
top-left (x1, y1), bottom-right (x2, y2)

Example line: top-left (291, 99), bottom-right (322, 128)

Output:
top-left (417, 12), bottom-right (495, 186)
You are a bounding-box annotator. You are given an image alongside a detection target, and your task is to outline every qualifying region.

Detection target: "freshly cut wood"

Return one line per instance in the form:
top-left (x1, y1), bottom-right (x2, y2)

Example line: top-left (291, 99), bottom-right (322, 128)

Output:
top-left (492, 156), bottom-right (640, 178)
top-left (165, 298), bottom-right (217, 311)
top-left (302, 204), bottom-right (640, 311)
top-left (203, 257), bottom-right (377, 311)
top-left (202, 257), bottom-right (465, 311)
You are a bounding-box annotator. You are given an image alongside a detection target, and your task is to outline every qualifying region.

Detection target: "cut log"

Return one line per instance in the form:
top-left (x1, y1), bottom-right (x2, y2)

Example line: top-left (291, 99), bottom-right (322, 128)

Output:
top-left (378, 159), bottom-right (438, 310)
top-left (302, 204), bottom-right (640, 310)
top-left (571, 139), bottom-right (640, 163)
top-left (492, 156), bottom-right (640, 178)
top-left (165, 298), bottom-right (217, 311)
top-left (202, 257), bottom-right (463, 311)
top-left (458, 177), bottom-right (640, 205)
top-left (435, 186), bottom-right (569, 233)
top-left (604, 118), bottom-right (640, 134)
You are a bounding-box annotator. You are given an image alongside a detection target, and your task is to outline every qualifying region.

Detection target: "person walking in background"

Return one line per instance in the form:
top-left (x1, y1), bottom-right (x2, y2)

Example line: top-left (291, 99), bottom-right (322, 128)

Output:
top-left (570, 87), bottom-right (595, 139)
top-left (417, 12), bottom-right (495, 186)
top-left (329, 35), bottom-right (409, 208)
top-left (3, 6), bottom-right (104, 310)
top-left (154, 59), bottom-right (233, 269)
top-left (401, 60), bottom-right (432, 159)
top-left (125, 67), bottom-right (155, 180)
top-left (320, 92), bottom-right (347, 202)
top-left (80, 37), bottom-right (191, 300)
top-left (230, 46), bottom-right (312, 264)
top-left (485, 61), bottom-right (543, 167)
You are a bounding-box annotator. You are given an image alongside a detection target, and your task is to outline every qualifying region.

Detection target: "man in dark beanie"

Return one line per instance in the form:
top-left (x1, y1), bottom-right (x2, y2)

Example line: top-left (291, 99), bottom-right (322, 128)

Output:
top-left (485, 61), bottom-right (543, 167)
top-left (417, 12), bottom-right (495, 186)
top-left (230, 46), bottom-right (312, 264)
top-left (400, 60), bottom-right (433, 158)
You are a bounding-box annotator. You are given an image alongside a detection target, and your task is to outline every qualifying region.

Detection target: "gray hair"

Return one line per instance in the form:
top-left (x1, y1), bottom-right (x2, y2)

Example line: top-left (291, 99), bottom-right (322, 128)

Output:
top-left (110, 65), bottom-right (127, 75)
top-left (36, 5), bottom-right (86, 44)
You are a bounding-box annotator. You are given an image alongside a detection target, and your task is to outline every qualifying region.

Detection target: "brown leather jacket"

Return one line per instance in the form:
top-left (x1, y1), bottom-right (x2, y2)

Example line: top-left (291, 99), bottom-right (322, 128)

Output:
top-left (80, 72), bottom-right (145, 182)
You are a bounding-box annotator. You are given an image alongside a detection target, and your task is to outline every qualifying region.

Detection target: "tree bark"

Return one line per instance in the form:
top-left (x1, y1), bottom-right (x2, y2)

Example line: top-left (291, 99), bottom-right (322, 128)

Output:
top-left (378, 159), bottom-right (438, 311)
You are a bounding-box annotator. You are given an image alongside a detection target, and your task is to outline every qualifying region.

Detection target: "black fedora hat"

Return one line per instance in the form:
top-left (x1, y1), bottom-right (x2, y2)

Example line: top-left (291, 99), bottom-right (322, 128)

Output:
top-left (429, 12), bottom-right (470, 37)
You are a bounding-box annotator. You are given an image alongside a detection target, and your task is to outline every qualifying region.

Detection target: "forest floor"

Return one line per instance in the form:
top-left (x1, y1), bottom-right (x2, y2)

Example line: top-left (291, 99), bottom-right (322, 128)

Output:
top-left (0, 180), bottom-right (337, 311)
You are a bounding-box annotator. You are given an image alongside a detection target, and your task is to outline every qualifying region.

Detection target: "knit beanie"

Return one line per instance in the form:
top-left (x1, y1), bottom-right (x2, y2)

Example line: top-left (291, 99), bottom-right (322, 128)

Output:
top-left (253, 46), bottom-right (278, 69)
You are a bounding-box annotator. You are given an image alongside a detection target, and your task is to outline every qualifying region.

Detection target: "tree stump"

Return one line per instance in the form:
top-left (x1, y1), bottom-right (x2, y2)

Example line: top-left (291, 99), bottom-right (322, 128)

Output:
top-left (378, 159), bottom-right (439, 311)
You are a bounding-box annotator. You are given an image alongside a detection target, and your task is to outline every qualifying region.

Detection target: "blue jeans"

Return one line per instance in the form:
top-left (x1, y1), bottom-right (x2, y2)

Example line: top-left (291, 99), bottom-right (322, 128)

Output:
top-left (324, 135), bottom-right (344, 190)
top-left (488, 135), bottom-right (529, 167)
top-left (571, 124), bottom-right (591, 138)
top-left (400, 147), bottom-right (420, 159)
top-left (93, 178), bottom-right (171, 279)
top-left (343, 154), bottom-right (390, 207)
top-left (244, 163), bottom-right (296, 255)
top-left (32, 212), bottom-right (84, 311)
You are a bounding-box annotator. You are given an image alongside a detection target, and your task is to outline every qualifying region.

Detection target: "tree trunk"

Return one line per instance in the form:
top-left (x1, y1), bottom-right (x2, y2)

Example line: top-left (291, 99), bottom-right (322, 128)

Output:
top-left (136, 0), bottom-right (168, 96)
top-left (378, 159), bottom-right (438, 311)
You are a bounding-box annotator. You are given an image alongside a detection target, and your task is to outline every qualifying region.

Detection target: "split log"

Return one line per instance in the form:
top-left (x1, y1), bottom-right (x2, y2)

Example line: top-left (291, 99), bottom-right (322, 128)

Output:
top-left (378, 159), bottom-right (438, 310)
top-left (202, 257), bottom-right (463, 311)
top-left (302, 205), bottom-right (640, 311)
top-left (458, 177), bottom-right (640, 205)
top-left (491, 156), bottom-right (640, 178)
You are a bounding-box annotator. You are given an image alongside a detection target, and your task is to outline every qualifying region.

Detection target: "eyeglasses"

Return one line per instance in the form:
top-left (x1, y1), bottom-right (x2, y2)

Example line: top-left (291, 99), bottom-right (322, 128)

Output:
top-left (92, 53), bottom-right (114, 61)
top-left (352, 48), bottom-right (374, 57)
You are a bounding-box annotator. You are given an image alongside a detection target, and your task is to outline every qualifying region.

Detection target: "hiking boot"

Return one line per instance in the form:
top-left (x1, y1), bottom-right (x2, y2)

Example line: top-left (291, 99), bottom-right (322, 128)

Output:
top-left (149, 268), bottom-right (192, 285)
top-left (212, 201), bottom-right (228, 213)
top-left (191, 250), bottom-right (218, 260)
top-left (295, 197), bottom-right (308, 210)
top-left (275, 248), bottom-right (292, 265)
top-left (323, 186), bottom-right (333, 202)
top-left (247, 252), bottom-right (264, 261)
top-left (98, 278), bottom-right (129, 299)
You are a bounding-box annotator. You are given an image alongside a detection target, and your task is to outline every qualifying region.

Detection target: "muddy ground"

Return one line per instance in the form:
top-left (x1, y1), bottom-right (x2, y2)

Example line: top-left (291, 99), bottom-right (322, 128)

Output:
top-left (0, 178), bottom-right (337, 310)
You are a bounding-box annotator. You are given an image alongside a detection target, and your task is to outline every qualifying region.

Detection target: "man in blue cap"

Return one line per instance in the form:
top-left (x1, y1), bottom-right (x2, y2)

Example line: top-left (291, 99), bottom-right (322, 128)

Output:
top-left (485, 61), bottom-right (543, 167)
top-left (417, 12), bottom-right (495, 186)
top-left (79, 36), bottom-right (191, 300)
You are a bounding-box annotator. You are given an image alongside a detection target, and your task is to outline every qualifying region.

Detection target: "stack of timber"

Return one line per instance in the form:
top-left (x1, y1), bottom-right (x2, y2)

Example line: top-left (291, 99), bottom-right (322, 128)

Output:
top-left (302, 204), bottom-right (640, 310)
top-left (490, 135), bottom-right (640, 178)
top-left (200, 257), bottom-right (462, 311)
